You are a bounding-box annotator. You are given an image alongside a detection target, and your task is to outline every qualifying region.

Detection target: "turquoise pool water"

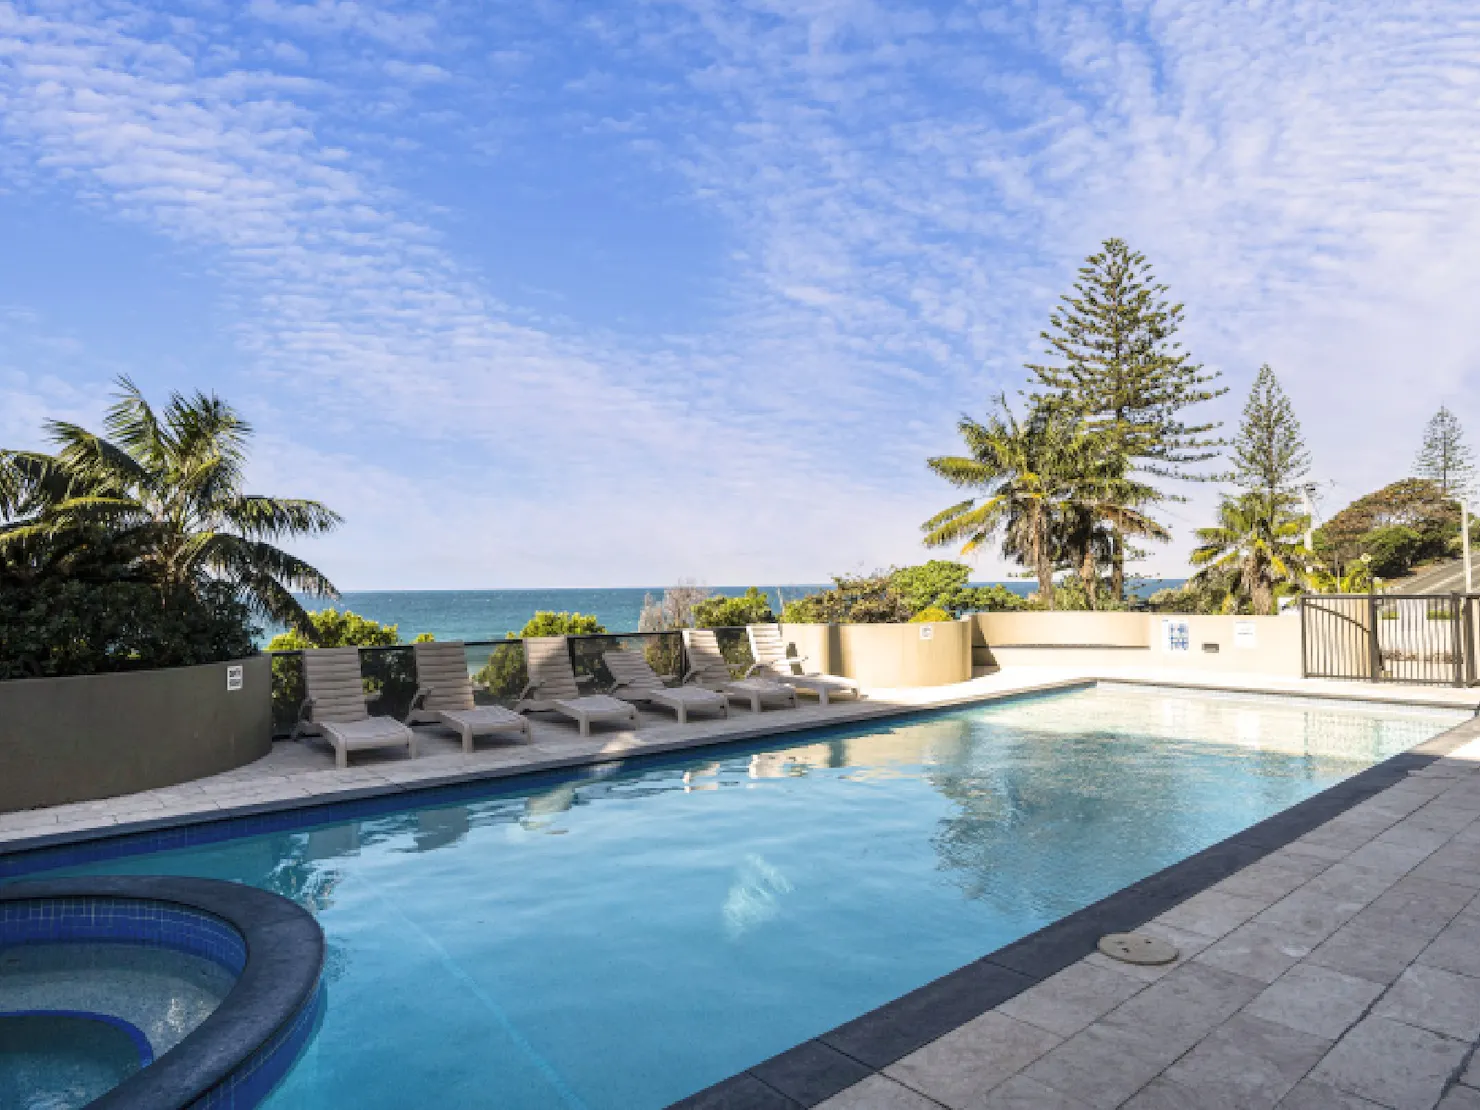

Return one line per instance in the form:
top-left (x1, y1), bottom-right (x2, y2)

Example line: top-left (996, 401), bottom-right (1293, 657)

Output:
top-left (25, 686), bottom-right (1470, 1108)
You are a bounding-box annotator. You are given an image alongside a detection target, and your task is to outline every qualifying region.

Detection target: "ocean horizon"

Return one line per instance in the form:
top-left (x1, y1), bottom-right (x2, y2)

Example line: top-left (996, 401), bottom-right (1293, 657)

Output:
top-left (270, 580), bottom-right (1186, 645)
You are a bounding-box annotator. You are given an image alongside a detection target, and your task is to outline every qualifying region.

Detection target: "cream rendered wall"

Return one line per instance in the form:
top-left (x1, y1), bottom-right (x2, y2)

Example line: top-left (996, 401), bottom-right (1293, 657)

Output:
top-left (778, 621), bottom-right (973, 687)
top-left (973, 611), bottom-right (1150, 647)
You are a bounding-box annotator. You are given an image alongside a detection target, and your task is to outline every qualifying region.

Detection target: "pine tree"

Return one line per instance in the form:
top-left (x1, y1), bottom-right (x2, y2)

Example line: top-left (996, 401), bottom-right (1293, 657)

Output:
top-left (1231, 365), bottom-right (1310, 503)
top-left (1413, 406), bottom-right (1476, 499)
top-left (1027, 238), bottom-right (1224, 599)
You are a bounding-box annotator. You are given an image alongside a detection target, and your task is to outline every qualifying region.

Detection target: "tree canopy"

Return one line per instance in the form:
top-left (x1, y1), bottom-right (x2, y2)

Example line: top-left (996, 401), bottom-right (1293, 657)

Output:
top-left (1230, 365), bottom-right (1310, 503)
top-left (1024, 239), bottom-right (1222, 598)
top-left (1414, 406), bottom-right (1476, 498)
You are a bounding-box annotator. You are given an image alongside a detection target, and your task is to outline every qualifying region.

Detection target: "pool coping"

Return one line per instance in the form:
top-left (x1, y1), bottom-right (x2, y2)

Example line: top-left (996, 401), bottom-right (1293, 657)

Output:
top-left (667, 706), bottom-right (1480, 1109)
top-left (0, 876), bottom-right (324, 1110)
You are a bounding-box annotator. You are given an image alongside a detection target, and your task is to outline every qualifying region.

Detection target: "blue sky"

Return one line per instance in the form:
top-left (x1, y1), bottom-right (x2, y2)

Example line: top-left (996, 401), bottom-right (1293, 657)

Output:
top-left (2, 0), bottom-right (1477, 589)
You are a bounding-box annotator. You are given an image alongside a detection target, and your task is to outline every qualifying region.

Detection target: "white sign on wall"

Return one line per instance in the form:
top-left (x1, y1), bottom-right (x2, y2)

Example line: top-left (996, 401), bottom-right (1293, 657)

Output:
top-left (1161, 619), bottom-right (1190, 653)
top-left (919, 625), bottom-right (934, 641)
top-left (226, 665), bottom-right (244, 692)
top-left (1234, 621), bottom-right (1258, 649)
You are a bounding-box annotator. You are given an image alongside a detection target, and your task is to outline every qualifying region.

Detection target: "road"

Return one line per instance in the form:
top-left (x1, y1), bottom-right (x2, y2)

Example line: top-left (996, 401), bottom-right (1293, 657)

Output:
top-left (1388, 559), bottom-right (1474, 595)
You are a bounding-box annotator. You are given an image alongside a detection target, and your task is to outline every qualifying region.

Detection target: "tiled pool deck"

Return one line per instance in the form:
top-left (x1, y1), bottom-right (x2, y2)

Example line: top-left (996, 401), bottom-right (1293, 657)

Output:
top-left (5, 667), bottom-right (1480, 1109)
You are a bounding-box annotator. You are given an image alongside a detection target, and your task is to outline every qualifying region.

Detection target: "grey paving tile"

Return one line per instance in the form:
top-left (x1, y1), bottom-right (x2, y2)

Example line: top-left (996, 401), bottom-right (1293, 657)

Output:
top-left (883, 1012), bottom-right (1061, 1109)
top-left (1308, 917), bottom-right (1437, 985)
top-left (1372, 822), bottom-right (1455, 854)
top-left (1162, 1013), bottom-right (1331, 1110)
top-left (815, 1074), bottom-right (941, 1110)
top-left (1438, 1087), bottom-right (1480, 1110)
top-left (1361, 875), bottom-right (1476, 934)
top-left (977, 1076), bottom-right (1091, 1110)
top-left (1095, 963), bottom-right (1264, 1067)
top-left (1194, 921), bottom-right (1315, 984)
top-left (1255, 882), bottom-right (1381, 946)
top-left (1155, 889), bottom-right (1269, 940)
top-left (1275, 1079), bottom-right (1386, 1109)
top-left (1215, 854), bottom-right (1329, 904)
top-left (1419, 916), bottom-right (1480, 978)
top-left (1373, 964), bottom-right (1480, 1041)
top-left (995, 962), bottom-right (1146, 1038)
top-left (1411, 842), bottom-right (1480, 890)
top-left (1120, 1078), bottom-right (1212, 1109)
top-left (1019, 1026), bottom-right (1166, 1110)
top-left (1310, 1015), bottom-right (1468, 1109)
top-left (1284, 839), bottom-right (1353, 863)
top-left (1244, 963), bottom-right (1385, 1041)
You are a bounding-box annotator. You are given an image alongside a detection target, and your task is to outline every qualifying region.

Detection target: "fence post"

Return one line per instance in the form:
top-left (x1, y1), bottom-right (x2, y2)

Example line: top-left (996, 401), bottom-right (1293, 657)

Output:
top-left (1299, 596), bottom-right (1309, 678)
top-left (1367, 593), bottom-right (1381, 683)
top-left (1454, 593), bottom-right (1465, 688)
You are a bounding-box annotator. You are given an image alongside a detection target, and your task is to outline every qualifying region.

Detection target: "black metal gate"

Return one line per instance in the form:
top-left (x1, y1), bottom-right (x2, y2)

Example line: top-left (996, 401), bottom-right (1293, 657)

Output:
top-left (1302, 593), bottom-right (1480, 687)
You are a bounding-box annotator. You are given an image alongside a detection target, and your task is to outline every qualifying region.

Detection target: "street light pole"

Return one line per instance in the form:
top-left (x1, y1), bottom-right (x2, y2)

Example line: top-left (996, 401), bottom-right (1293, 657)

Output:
top-left (1464, 497), bottom-right (1473, 594)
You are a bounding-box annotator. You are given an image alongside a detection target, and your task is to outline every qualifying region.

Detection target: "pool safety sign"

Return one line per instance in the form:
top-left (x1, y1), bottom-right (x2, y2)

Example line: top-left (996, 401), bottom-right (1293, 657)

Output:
top-left (1234, 621), bottom-right (1257, 649)
top-left (1161, 619), bottom-right (1190, 653)
top-left (226, 665), bottom-right (244, 691)
top-left (919, 625), bottom-right (934, 640)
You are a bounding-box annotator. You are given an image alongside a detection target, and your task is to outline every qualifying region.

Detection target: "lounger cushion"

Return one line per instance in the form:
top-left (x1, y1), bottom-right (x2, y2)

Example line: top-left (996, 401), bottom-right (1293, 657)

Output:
top-left (319, 716), bottom-right (415, 751)
top-left (552, 694), bottom-right (639, 718)
top-left (434, 706), bottom-right (527, 734)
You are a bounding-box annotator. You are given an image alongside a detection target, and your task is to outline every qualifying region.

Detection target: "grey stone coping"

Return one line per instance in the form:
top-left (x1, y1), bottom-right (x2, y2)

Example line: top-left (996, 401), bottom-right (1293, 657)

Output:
top-left (0, 876), bottom-right (324, 1110)
top-left (668, 708), bottom-right (1480, 1108)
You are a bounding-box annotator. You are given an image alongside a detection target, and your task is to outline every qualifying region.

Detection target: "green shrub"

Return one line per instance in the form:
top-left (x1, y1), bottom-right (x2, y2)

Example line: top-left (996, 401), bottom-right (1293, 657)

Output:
top-left (908, 606), bottom-right (952, 623)
top-left (693, 587), bottom-right (775, 628)
top-left (0, 579), bottom-right (258, 680)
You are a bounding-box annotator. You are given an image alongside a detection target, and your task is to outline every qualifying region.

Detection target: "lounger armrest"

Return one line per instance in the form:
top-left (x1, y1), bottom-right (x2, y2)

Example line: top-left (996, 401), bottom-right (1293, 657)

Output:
top-left (681, 667), bottom-right (703, 684)
top-left (742, 661), bottom-right (763, 678)
top-left (575, 674), bottom-right (597, 688)
top-left (407, 685), bottom-right (432, 713)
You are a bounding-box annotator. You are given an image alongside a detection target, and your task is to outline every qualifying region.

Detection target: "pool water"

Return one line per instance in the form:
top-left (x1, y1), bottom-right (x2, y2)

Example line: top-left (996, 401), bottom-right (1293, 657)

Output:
top-left (0, 1013), bottom-right (143, 1110)
top-left (25, 686), bottom-right (1470, 1109)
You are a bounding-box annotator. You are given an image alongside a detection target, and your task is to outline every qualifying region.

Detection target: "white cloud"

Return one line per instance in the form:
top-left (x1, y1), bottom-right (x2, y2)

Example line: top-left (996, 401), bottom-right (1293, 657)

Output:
top-left (2, 0), bottom-right (1479, 588)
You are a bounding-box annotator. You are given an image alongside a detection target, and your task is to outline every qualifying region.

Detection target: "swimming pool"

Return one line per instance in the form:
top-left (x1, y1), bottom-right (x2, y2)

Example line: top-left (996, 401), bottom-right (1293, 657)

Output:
top-left (9, 684), bottom-right (1469, 1108)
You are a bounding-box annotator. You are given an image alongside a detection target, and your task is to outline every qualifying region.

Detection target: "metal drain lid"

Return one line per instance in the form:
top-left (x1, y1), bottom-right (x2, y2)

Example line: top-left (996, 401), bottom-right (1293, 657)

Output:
top-left (1097, 932), bottom-right (1179, 966)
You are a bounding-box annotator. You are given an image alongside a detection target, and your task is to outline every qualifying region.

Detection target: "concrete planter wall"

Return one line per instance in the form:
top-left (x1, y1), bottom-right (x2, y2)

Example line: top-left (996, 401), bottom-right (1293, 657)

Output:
top-left (0, 656), bottom-right (271, 814)
top-left (777, 621), bottom-right (973, 687)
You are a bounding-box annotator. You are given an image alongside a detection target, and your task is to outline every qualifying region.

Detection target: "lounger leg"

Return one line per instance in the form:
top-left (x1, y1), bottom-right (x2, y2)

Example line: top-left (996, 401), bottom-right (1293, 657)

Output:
top-left (677, 704), bottom-right (687, 725)
top-left (461, 724), bottom-right (473, 754)
top-left (336, 742), bottom-right (347, 769)
top-left (819, 689), bottom-right (830, 707)
top-left (750, 693), bottom-right (762, 712)
top-left (579, 715), bottom-right (590, 738)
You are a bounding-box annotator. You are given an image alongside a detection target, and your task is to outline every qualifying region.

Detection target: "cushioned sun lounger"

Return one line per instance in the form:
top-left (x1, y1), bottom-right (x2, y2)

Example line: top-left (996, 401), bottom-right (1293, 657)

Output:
top-left (407, 640), bottom-right (530, 752)
top-left (603, 648), bottom-right (728, 725)
top-left (745, 623), bottom-right (863, 705)
top-left (515, 636), bottom-right (639, 737)
top-left (298, 646), bottom-right (417, 768)
top-left (680, 629), bottom-right (797, 712)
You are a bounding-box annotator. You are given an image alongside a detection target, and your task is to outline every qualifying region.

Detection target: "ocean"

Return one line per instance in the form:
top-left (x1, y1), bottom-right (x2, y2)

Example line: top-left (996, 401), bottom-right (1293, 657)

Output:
top-left (269, 580), bottom-right (1185, 645)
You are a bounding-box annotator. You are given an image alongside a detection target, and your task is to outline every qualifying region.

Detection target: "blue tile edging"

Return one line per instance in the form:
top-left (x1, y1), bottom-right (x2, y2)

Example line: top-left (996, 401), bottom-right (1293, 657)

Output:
top-left (0, 877), bottom-right (324, 1110)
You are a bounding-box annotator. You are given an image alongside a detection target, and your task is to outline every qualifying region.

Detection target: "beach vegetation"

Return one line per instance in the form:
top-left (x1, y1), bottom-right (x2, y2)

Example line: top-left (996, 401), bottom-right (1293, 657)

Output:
top-left (693, 587), bottom-right (775, 628)
top-left (472, 611), bottom-right (608, 701)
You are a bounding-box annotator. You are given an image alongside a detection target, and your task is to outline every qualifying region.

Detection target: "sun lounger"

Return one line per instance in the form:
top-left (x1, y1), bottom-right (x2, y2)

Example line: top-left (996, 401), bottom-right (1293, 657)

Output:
top-left (407, 641), bottom-right (530, 752)
top-left (746, 624), bottom-right (863, 705)
top-left (515, 636), bottom-right (639, 736)
top-left (680, 629), bottom-right (797, 712)
top-left (603, 648), bottom-right (728, 725)
top-left (297, 647), bottom-right (417, 768)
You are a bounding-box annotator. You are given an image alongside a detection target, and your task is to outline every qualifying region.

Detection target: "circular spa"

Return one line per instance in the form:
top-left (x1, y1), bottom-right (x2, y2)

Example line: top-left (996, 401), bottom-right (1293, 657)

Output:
top-left (0, 878), bottom-right (323, 1110)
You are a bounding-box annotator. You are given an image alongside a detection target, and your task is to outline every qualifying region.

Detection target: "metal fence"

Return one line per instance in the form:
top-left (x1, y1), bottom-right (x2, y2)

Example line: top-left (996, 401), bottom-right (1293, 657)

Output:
top-left (1302, 593), bottom-right (1480, 687)
top-left (267, 628), bottom-right (757, 737)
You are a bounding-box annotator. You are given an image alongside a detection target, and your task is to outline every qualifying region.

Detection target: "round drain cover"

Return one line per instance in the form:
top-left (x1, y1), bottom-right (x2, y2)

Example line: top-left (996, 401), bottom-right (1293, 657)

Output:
top-left (1098, 932), bottom-right (1178, 966)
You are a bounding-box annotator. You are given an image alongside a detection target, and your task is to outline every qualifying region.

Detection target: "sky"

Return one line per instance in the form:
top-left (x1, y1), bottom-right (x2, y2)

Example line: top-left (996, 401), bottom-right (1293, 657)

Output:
top-left (1, 0), bottom-right (1477, 590)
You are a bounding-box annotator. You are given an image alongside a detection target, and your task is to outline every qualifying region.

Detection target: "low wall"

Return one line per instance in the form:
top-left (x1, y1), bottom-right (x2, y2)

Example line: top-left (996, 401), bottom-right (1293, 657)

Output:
top-left (978, 613), bottom-right (1304, 678)
top-left (778, 621), bottom-right (972, 687)
top-left (972, 611), bottom-right (1150, 647)
top-left (0, 656), bottom-right (272, 814)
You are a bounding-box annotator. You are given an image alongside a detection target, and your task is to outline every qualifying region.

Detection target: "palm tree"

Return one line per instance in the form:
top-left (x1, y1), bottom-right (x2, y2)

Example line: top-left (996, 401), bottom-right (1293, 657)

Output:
top-left (1189, 492), bottom-right (1307, 615)
top-left (0, 378), bottom-right (341, 632)
top-left (922, 397), bottom-right (1167, 609)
